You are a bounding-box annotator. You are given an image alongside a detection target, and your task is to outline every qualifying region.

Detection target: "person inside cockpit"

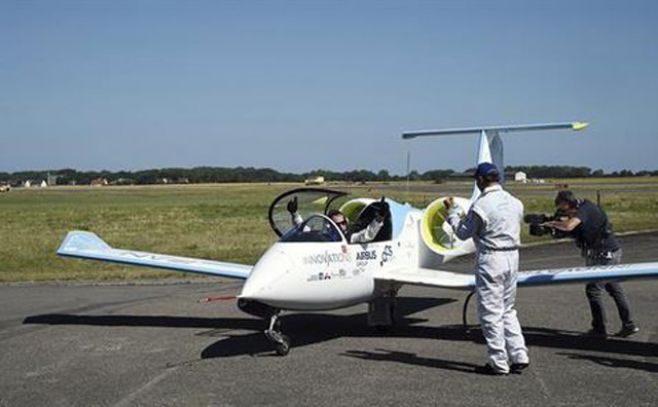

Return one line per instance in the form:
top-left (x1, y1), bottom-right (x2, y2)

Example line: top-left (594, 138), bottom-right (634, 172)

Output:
top-left (287, 196), bottom-right (389, 244)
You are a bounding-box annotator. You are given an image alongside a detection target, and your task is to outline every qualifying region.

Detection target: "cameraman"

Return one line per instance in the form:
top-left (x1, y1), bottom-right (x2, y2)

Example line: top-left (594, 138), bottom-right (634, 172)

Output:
top-left (544, 190), bottom-right (639, 338)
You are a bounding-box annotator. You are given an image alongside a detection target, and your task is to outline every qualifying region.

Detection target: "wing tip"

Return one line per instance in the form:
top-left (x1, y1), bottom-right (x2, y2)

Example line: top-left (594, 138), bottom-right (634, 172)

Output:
top-left (57, 231), bottom-right (111, 255)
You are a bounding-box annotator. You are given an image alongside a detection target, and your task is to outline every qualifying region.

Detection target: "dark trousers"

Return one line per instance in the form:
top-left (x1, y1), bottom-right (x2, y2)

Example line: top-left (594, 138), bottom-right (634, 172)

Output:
top-left (585, 249), bottom-right (635, 332)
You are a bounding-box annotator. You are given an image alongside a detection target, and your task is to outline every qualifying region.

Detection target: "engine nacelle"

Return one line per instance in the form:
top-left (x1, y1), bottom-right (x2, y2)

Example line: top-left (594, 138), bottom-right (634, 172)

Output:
top-left (420, 196), bottom-right (475, 263)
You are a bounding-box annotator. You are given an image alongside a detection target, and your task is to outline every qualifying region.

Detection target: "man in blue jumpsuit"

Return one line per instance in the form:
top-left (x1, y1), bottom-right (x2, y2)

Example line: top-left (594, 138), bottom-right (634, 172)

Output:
top-left (445, 163), bottom-right (529, 375)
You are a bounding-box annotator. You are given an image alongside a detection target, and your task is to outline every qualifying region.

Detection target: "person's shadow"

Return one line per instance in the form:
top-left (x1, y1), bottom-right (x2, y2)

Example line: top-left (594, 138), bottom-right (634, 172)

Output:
top-left (557, 352), bottom-right (658, 374)
top-left (342, 349), bottom-right (479, 374)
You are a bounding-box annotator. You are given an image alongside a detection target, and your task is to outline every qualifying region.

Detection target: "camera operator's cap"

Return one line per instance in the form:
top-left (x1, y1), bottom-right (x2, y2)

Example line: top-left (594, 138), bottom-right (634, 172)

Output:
top-left (473, 162), bottom-right (500, 178)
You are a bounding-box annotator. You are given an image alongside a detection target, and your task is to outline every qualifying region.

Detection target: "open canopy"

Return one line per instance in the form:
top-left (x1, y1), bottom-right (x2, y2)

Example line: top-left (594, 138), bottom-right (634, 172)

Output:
top-left (268, 188), bottom-right (348, 237)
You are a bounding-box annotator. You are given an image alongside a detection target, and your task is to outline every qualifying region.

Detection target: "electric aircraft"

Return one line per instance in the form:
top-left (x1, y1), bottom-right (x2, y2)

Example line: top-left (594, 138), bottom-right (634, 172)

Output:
top-left (57, 122), bottom-right (658, 355)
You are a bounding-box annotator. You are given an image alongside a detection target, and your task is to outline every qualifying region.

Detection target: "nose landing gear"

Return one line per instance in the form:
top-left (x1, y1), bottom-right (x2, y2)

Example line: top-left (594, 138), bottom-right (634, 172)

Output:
top-left (265, 312), bottom-right (290, 356)
top-left (238, 299), bottom-right (291, 356)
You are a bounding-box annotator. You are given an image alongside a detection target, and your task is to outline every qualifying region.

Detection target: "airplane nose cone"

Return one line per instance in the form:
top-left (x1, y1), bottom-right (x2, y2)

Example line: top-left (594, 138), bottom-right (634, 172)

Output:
top-left (239, 247), bottom-right (292, 301)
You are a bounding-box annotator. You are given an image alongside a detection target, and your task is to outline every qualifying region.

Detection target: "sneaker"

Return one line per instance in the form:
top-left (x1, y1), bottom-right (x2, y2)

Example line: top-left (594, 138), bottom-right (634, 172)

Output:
top-left (584, 329), bottom-right (607, 338)
top-left (475, 363), bottom-right (508, 376)
top-left (510, 362), bottom-right (530, 374)
top-left (614, 326), bottom-right (640, 337)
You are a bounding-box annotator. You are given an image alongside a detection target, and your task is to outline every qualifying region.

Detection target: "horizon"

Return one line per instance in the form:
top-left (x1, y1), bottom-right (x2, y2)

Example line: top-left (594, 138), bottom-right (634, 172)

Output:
top-left (1, 163), bottom-right (651, 179)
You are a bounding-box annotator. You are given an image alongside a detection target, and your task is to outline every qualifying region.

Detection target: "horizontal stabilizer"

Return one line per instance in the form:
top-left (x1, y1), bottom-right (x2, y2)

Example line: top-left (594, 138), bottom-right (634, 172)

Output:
top-left (57, 231), bottom-right (251, 280)
top-left (402, 122), bottom-right (588, 139)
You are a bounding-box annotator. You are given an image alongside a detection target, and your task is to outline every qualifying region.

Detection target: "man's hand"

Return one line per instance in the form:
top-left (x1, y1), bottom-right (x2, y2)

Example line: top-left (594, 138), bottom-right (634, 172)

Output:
top-left (444, 197), bottom-right (455, 211)
top-left (287, 197), bottom-right (298, 214)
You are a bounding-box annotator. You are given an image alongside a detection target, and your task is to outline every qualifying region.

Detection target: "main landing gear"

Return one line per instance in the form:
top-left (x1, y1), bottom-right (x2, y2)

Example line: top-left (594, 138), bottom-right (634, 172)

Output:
top-left (238, 299), bottom-right (291, 356)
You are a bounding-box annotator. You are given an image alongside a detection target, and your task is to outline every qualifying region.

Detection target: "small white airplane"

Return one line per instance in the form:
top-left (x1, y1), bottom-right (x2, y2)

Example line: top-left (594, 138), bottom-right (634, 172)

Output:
top-left (57, 121), bottom-right (658, 355)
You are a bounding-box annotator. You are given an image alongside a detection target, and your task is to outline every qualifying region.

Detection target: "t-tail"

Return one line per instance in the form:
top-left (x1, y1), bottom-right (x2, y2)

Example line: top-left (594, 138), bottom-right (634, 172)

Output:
top-left (403, 121), bottom-right (589, 201)
top-left (401, 121), bottom-right (589, 266)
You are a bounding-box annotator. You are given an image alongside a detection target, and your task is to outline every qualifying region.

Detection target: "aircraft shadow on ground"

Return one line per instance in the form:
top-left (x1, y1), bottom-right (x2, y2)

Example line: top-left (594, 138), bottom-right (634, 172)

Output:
top-left (23, 296), bottom-right (657, 370)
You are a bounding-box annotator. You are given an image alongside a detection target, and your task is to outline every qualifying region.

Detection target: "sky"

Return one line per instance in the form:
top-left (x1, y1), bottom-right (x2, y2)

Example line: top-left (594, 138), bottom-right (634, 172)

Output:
top-left (1, 0), bottom-right (657, 174)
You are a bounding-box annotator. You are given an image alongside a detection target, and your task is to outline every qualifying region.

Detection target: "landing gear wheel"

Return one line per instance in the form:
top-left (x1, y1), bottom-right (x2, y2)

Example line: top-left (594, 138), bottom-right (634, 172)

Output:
top-left (275, 335), bottom-right (290, 356)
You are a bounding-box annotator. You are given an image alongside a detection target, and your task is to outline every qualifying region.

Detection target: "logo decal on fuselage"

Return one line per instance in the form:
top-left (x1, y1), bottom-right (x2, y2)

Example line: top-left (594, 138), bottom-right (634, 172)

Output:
top-left (303, 251), bottom-right (351, 267)
top-left (356, 250), bottom-right (377, 261)
top-left (307, 268), bottom-right (351, 282)
top-left (380, 245), bottom-right (394, 267)
top-left (356, 249), bottom-right (377, 267)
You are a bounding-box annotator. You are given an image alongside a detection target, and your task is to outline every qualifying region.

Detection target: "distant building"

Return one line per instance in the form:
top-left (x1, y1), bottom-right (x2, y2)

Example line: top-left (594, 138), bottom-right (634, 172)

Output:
top-left (90, 178), bottom-right (108, 187)
top-left (24, 180), bottom-right (32, 188)
top-left (112, 178), bottom-right (134, 185)
top-left (47, 174), bottom-right (59, 186)
top-left (514, 171), bottom-right (527, 183)
top-left (305, 176), bottom-right (325, 185)
top-left (40, 180), bottom-right (48, 188)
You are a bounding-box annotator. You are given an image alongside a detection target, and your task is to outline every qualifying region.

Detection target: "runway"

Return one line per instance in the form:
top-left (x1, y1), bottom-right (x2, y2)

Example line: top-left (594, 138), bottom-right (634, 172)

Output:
top-left (1, 233), bottom-right (657, 406)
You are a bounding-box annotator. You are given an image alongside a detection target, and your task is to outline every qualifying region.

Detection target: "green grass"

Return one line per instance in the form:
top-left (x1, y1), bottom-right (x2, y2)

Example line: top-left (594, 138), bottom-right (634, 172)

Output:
top-left (2, 178), bottom-right (657, 282)
top-left (0, 184), bottom-right (291, 282)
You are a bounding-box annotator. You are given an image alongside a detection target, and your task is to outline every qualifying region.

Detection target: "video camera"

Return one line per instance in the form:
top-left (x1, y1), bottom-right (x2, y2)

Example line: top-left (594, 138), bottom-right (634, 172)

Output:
top-left (523, 210), bottom-right (572, 239)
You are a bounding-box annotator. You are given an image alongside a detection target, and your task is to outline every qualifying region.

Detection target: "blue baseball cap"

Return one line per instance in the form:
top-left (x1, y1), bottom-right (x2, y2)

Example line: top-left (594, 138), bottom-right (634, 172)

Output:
top-left (473, 162), bottom-right (499, 178)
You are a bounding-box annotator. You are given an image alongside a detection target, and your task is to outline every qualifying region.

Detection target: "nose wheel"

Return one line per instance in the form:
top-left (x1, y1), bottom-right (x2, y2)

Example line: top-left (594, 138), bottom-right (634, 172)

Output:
top-left (265, 312), bottom-right (290, 356)
top-left (238, 300), bottom-right (292, 356)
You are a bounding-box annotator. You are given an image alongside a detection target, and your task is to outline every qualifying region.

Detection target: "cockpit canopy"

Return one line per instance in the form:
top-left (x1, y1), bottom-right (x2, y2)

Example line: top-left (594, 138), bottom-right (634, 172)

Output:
top-left (279, 215), bottom-right (345, 243)
top-left (268, 188), bottom-right (347, 237)
top-left (269, 187), bottom-right (401, 244)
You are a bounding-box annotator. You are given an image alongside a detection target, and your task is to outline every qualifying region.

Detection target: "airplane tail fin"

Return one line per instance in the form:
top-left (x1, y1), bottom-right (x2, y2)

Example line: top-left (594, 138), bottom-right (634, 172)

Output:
top-left (403, 121), bottom-right (588, 202)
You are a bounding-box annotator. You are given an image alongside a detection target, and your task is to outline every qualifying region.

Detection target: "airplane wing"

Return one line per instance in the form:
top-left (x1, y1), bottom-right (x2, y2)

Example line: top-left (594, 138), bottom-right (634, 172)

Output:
top-left (57, 231), bottom-right (251, 280)
top-left (375, 261), bottom-right (658, 291)
top-left (516, 262), bottom-right (658, 286)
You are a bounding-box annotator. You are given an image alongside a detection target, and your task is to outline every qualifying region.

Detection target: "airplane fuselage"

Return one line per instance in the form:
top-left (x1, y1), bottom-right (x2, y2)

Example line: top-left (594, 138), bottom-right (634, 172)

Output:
top-left (239, 211), bottom-right (424, 311)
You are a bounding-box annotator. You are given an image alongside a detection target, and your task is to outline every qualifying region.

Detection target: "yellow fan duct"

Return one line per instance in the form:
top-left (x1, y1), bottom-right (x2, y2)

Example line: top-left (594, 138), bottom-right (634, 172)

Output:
top-left (421, 196), bottom-right (471, 255)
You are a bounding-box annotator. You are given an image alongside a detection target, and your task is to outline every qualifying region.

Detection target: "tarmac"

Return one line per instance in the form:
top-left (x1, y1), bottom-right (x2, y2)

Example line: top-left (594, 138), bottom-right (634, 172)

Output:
top-left (1, 233), bottom-right (657, 406)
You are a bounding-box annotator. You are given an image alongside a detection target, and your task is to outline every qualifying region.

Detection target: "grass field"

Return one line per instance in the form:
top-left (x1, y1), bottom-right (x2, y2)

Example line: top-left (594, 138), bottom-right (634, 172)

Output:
top-left (1, 179), bottom-right (658, 282)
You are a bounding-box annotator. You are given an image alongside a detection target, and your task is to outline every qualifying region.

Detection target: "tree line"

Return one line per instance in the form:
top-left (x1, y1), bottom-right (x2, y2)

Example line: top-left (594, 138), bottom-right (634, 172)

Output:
top-left (0, 166), bottom-right (654, 186)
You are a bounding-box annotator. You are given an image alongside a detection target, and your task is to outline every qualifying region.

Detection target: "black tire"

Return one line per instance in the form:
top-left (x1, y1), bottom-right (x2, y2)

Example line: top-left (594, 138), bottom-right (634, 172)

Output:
top-left (275, 335), bottom-right (290, 356)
